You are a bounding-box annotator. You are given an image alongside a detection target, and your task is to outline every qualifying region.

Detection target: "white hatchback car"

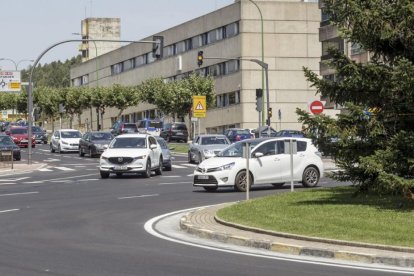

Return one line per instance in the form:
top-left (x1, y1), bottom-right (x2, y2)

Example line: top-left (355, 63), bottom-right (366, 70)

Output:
top-left (50, 129), bottom-right (82, 153)
top-left (99, 133), bottom-right (163, 178)
top-left (193, 137), bottom-right (323, 192)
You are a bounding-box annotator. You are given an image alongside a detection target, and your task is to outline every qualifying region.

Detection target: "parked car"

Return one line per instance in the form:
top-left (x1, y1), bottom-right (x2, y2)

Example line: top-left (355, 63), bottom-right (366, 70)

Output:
top-left (275, 129), bottom-right (305, 138)
top-left (160, 122), bottom-right (188, 143)
top-left (5, 126), bottom-right (36, 148)
top-left (193, 137), bottom-right (323, 192)
top-left (110, 122), bottom-right (138, 136)
top-left (0, 134), bottom-right (21, 161)
top-left (79, 131), bottom-right (114, 158)
top-left (188, 134), bottom-right (231, 164)
top-left (156, 136), bottom-right (173, 171)
top-left (224, 128), bottom-right (253, 143)
top-left (99, 133), bottom-right (163, 178)
top-left (32, 126), bottom-right (49, 144)
top-left (137, 119), bottom-right (163, 136)
top-left (50, 129), bottom-right (82, 153)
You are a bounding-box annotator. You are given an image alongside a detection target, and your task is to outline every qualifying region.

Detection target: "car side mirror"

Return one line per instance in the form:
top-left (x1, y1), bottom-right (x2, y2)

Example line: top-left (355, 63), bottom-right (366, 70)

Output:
top-left (254, 152), bottom-right (264, 158)
top-left (150, 144), bottom-right (157, 150)
top-left (193, 142), bottom-right (199, 146)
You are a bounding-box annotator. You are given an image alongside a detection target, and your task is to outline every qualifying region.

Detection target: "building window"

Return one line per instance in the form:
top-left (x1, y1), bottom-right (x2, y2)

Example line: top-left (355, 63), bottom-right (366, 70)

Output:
top-left (72, 77), bottom-right (82, 87)
top-left (135, 55), bottom-right (146, 67)
top-left (111, 63), bottom-right (123, 75)
top-left (192, 33), bottom-right (207, 48)
top-left (208, 64), bottom-right (222, 77)
top-left (81, 75), bottom-right (89, 85)
top-left (123, 58), bottom-right (135, 71)
top-left (225, 22), bottom-right (239, 38)
top-left (163, 45), bottom-right (175, 57)
top-left (146, 52), bottom-right (156, 64)
top-left (175, 41), bottom-right (186, 54)
top-left (225, 60), bottom-right (239, 74)
top-left (351, 43), bottom-right (365, 55)
top-left (207, 28), bottom-right (224, 44)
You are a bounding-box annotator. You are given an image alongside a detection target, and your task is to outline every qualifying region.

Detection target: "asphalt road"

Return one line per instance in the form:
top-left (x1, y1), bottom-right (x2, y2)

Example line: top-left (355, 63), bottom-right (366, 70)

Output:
top-left (0, 144), bottom-right (408, 276)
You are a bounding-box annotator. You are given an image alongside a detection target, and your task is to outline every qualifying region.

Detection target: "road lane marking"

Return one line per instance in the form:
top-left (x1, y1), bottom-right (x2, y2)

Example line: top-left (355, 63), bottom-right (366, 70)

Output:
top-left (161, 175), bottom-right (181, 178)
top-left (0, 183), bottom-right (17, 186)
top-left (0, 191), bottom-right (39, 197)
top-left (172, 165), bottom-right (187, 169)
top-left (0, 177), bottom-right (30, 182)
top-left (0, 209), bottom-right (19, 214)
top-left (55, 167), bottom-right (75, 171)
top-left (38, 168), bottom-right (53, 172)
top-left (118, 194), bottom-right (159, 200)
top-left (78, 179), bottom-right (99, 182)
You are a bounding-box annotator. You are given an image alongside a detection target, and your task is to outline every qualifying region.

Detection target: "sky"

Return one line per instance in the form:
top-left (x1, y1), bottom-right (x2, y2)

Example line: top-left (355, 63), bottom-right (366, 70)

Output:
top-left (0, 0), bottom-right (234, 70)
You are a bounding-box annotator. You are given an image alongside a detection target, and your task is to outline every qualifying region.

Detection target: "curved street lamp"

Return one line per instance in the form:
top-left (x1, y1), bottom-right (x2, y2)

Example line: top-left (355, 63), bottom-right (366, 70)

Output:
top-left (0, 58), bottom-right (34, 70)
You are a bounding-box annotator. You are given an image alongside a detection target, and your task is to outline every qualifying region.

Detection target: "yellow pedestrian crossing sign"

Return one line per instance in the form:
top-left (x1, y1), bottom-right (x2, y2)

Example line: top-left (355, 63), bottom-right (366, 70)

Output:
top-left (193, 95), bottom-right (206, 118)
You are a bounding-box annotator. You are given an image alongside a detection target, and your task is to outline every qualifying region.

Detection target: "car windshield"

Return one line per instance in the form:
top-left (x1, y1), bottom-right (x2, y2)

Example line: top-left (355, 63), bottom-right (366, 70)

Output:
top-left (61, 131), bottom-right (81, 138)
top-left (201, 137), bottom-right (229, 145)
top-left (110, 137), bottom-right (146, 149)
top-left (218, 140), bottom-right (262, 157)
top-left (156, 138), bottom-right (168, 149)
top-left (91, 132), bottom-right (113, 140)
top-left (149, 121), bottom-right (163, 128)
top-left (10, 128), bottom-right (27, 134)
top-left (173, 124), bottom-right (186, 130)
top-left (235, 129), bottom-right (251, 135)
top-left (32, 126), bottom-right (43, 132)
top-left (124, 124), bottom-right (137, 129)
top-left (0, 136), bottom-right (14, 145)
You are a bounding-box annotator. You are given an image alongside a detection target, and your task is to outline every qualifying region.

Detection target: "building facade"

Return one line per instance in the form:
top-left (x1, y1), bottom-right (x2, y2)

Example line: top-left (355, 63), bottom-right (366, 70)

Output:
top-left (70, 0), bottom-right (329, 134)
top-left (78, 18), bottom-right (121, 62)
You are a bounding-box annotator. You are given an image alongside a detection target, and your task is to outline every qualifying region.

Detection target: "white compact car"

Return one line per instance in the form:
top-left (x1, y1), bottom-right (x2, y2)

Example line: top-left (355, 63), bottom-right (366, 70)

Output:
top-left (50, 129), bottom-right (82, 153)
top-left (193, 137), bottom-right (324, 192)
top-left (99, 133), bottom-right (163, 178)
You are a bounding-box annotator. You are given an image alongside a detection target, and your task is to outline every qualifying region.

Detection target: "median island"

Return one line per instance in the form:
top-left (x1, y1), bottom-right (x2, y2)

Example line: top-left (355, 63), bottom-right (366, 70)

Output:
top-left (216, 186), bottom-right (414, 248)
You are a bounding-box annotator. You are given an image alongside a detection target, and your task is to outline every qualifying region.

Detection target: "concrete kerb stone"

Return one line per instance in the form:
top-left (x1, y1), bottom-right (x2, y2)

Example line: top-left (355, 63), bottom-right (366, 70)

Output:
top-left (180, 205), bottom-right (414, 268)
top-left (0, 162), bottom-right (47, 176)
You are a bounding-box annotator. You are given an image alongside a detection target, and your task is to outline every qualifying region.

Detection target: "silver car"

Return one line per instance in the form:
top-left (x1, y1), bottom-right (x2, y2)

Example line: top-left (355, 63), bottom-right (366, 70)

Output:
top-left (156, 136), bottom-right (173, 171)
top-left (188, 134), bottom-right (231, 164)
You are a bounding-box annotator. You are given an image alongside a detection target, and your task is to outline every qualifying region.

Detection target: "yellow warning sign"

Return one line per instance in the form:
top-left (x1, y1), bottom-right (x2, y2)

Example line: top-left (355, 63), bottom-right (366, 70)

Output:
top-left (192, 95), bottom-right (206, 118)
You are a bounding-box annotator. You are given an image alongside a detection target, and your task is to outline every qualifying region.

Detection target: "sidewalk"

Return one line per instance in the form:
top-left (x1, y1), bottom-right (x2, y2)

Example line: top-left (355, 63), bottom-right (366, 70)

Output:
top-left (180, 204), bottom-right (414, 268)
top-left (0, 162), bottom-right (46, 176)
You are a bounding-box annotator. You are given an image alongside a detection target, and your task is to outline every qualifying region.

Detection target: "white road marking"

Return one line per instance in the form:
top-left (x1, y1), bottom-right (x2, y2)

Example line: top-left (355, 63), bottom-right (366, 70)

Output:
top-left (182, 163), bottom-right (197, 167)
top-left (0, 191), bottom-right (39, 197)
top-left (118, 194), bottom-right (159, 200)
top-left (161, 175), bottom-right (181, 178)
top-left (0, 209), bottom-right (19, 214)
top-left (38, 168), bottom-right (53, 172)
top-left (172, 165), bottom-right (187, 168)
top-left (45, 173), bottom-right (97, 182)
top-left (187, 174), bottom-right (194, 177)
top-left (78, 179), bottom-right (99, 182)
top-left (23, 181), bottom-right (45, 184)
top-left (55, 167), bottom-right (75, 171)
top-left (0, 177), bottom-right (30, 182)
top-left (0, 183), bottom-right (16, 186)
top-left (44, 159), bottom-right (60, 162)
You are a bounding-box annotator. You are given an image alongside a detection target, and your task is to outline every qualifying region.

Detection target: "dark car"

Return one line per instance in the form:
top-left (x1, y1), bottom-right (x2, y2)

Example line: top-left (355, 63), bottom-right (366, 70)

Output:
top-left (110, 122), bottom-right (138, 136)
top-left (160, 122), bottom-right (188, 143)
top-left (0, 134), bottom-right (21, 161)
top-left (32, 126), bottom-right (48, 144)
top-left (79, 131), bottom-right (114, 157)
top-left (224, 128), bottom-right (253, 143)
top-left (275, 130), bottom-right (305, 138)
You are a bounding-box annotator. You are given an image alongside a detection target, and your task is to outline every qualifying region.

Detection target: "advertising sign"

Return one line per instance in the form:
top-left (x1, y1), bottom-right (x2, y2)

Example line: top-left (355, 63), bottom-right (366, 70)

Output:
top-left (0, 71), bottom-right (21, 92)
top-left (192, 95), bottom-right (206, 118)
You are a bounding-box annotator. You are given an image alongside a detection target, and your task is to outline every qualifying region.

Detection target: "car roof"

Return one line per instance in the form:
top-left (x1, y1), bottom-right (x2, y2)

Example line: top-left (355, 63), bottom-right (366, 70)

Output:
top-left (198, 134), bottom-right (227, 137)
top-left (115, 133), bottom-right (152, 138)
top-left (58, 129), bottom-right (80, 132)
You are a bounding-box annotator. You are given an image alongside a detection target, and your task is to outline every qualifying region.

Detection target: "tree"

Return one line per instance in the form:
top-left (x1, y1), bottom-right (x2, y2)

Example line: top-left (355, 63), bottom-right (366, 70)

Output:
top-left (106, 84), bottom-right (140, 121)
top-left (90, 86), bottom-right (111, 130)
top-left (34, 87), bottom-right (62, 133)
top-left (299, 0), bottom-right (414, 195)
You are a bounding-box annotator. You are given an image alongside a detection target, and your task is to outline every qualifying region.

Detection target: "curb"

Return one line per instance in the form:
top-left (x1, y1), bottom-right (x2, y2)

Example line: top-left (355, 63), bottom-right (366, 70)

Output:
top-left (179, 208), bottom-right (414, 268)
top-left (0, 163), bottom-right (47, 176)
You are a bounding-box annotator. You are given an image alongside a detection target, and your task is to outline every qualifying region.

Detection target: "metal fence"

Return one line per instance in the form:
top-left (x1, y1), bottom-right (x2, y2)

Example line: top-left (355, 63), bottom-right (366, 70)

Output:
top-left (0, 150), bottom-right (13, 169)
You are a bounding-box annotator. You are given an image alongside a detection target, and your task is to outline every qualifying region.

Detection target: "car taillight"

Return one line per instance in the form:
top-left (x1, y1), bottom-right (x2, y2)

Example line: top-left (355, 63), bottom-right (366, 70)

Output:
top-left (236, 135), bottom-right (241, 141)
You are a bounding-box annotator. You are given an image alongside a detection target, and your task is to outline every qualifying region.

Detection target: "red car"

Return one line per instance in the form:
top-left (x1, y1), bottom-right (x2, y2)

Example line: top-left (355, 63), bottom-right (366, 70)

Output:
top-left (5, 127), bottom-right (36, 148)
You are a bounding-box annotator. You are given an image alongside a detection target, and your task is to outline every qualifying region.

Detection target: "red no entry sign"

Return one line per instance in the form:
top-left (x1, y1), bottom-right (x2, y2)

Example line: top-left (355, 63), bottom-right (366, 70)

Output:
top-left (310, 100), bottom-right (324, 114)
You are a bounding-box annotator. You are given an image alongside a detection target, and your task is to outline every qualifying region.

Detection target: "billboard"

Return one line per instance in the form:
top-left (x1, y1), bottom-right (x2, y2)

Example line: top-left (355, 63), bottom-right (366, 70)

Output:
top-left (0, 71), bottom-right (21, 92)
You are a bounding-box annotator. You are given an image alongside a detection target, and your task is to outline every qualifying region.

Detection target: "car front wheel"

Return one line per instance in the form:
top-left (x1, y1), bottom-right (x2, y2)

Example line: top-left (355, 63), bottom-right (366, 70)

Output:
top-left (50, 143), bottom-right (55, 153)
top-left (143, 159), bottom-right (151, 178)
top-left (155, 157), bottom-right (163, 175)
top-left (302, 166), bottom-right (320, 187)
top-left (100, 171), bottom-right (110, 179)
top-left (234, 170), bottom-right (252, 192)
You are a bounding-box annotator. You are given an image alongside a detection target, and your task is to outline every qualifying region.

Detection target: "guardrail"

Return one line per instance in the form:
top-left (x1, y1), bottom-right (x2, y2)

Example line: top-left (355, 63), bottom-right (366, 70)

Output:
top-left (0, 150), bottom-right (14, 169)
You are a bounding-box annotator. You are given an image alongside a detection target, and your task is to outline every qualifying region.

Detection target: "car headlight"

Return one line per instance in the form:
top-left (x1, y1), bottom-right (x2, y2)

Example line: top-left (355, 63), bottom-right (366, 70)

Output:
top-left (61, 140), bottom-right (68, 145)
top-left (218, 162), bottom-right (235, 171)
top-left (95, 144), bottom-right (103, 148)
top-left (133, 155), bottom-right (147, 160)
top-left (203, 149), bottom-right (214, 155)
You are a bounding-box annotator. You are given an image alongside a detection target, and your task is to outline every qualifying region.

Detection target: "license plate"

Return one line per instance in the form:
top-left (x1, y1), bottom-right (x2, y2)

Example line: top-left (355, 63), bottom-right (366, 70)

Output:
top-left (114, 166), bottom-right (128, 170)
top-left (197, 175), bottom-right (209, 180)
top-left (21, 139), bottom-right (28, 142)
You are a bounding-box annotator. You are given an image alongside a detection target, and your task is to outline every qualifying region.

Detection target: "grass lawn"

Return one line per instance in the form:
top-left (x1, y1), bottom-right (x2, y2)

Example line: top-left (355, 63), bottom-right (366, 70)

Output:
top-left (168, 142), bottom-right (189, 154)
top-left (217, 186), bottom-right (414, 248)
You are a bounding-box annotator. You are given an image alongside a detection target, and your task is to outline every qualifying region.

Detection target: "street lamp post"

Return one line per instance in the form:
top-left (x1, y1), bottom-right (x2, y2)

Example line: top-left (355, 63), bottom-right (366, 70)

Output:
top-left (246, 0), bottom-right (265, 125)
top-left (0, 58), bottom-right (34, 70)
top-left (27, 38), bottom-right (161, 165)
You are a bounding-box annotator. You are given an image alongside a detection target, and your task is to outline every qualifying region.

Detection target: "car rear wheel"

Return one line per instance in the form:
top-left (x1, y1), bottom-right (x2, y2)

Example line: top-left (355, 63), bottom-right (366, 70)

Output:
top-left (188, 152), bottom-right (193, 163)
top-left (234, 170), bottom-right (252, 192)
top-left (50, 143), bottom-right (55, 153)
top-left (155, 158), bottom-right (163, 175)
top-left (302, 166), bottom-right (320, 187)
top-left (143, 159), bottom-right (151, 178)
top-left (164, 165), bottom-right (172, 171)
top-left (79, 148), bottom-right (85, 157)
top-left (100, 171), bottom-right (110, 179)
top-left (89, 148), bottom-right (94, 158)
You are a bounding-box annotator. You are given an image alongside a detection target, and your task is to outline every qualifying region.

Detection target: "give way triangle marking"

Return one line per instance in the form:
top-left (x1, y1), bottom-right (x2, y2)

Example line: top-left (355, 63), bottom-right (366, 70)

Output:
top-left (195, 101), bottom-right (204, 110)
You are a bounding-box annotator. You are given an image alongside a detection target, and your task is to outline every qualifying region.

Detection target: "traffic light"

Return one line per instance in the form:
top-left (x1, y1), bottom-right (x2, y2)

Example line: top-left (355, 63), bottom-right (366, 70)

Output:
top-left (152, 36), bottom-right (164, 58)
top-left (197, 51), bottom-right (203, 67)
top-left (255, 89), bottom-right (263, 112)
top-left (268, 107), bottom-right (272, 118)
